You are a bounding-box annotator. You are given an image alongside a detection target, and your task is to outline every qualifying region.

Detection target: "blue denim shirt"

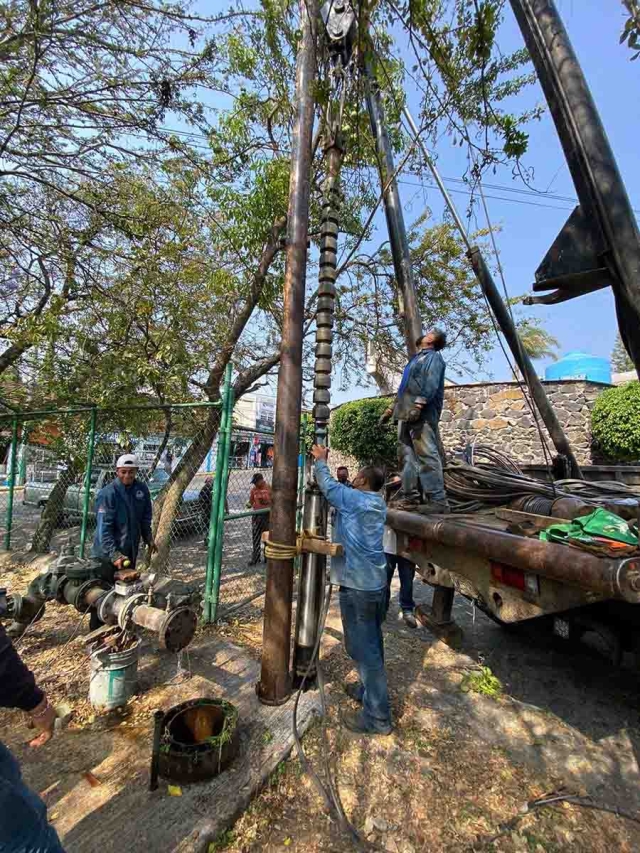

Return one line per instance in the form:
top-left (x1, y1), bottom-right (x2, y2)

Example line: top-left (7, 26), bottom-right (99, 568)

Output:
top-left (315, 460), bottom-right (387, 591)
top-left (394, 348), bottom-right (445, 424)
top-left (91, 477), bottom-right (153, 564)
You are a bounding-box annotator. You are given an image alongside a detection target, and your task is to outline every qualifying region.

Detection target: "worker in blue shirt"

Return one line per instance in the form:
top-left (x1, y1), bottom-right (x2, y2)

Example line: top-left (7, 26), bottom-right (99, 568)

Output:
top-left (311, 444), bottom-right (392, 736)
top-left (380, 328), bottom-right (449, 512)
top-left (92, 453), bottom-right (156, 582)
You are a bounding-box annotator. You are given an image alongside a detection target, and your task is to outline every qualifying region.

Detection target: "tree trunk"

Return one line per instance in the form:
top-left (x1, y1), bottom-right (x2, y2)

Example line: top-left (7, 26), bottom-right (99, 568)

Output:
top-left (149, 408), bottom-right (172, 475)
top-left (148, 352), bottom-right (282, 570)
top-left (31, 465), bottom-right (78, 553)
top-left (150, 406), bottom-right (222, 569)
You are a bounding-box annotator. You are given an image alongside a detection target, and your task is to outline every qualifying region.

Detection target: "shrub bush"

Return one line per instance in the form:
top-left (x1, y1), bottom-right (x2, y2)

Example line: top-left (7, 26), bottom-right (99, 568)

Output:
top-left (330, 397), bottom-right (397, 468)
top-left (591, 381), bottom-right (640, 461)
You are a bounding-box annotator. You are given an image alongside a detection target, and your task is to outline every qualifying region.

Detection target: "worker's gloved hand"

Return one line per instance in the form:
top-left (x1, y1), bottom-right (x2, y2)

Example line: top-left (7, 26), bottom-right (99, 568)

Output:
top-left (378, 407), bottom-right (394, 426)
top-left (27, 696), bottom-right (57, 748)
top-left (113, 556), bottom-right (130, 570)
top-left (147, 541), bottom-right (158, 555)
top-left (405, 406), bottom-right (423, 424)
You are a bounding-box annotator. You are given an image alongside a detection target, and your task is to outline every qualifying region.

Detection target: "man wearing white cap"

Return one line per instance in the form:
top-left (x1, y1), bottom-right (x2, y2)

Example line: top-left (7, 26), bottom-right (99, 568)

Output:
top-left (91, 454), bottom-right (155, 581)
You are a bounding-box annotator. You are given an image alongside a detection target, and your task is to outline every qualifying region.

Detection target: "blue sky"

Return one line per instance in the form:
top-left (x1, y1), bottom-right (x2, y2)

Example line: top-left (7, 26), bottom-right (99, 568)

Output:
top-left (333, 1), bottom-right (638, 404)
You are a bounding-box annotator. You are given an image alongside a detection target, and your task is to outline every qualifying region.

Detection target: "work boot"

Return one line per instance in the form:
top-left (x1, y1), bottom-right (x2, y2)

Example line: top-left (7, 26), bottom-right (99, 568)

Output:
top-left (341, 710), bottom-right (392, 737)
top-left (415, 500), bottom-right (451, 515)
top-left (401, 611), bottom-right (418, 629)
top-left (344, 681), bottom-right (364, 704)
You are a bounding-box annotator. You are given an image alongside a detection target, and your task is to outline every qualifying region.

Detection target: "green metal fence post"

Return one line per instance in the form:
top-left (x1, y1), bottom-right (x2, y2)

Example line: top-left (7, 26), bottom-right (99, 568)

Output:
top-left (4, 416), bottom-right (19, 550)
top-left (210, 380), bottom-right (234, 622)
top-left (204, 364), bottom-right (233, 623)
top-left (79, 407), bottom-right (98, 558)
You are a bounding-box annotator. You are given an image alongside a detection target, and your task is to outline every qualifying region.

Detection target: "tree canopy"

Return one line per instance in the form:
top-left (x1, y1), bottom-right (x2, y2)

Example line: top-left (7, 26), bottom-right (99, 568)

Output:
top-left (611, 332), bottom-right (635, 373)
top-left (0, 0), bottom-right (553, 556)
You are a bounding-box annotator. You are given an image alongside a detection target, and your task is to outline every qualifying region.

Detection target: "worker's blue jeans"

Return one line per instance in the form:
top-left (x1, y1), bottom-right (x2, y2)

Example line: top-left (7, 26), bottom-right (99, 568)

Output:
top-left (399, 419), bottom-right (446, 503)
top-left (385, 554), bottom-right (416, 614)
top-left (0, 742), bottom-right (65, 852)
top-left (339, 586), bottom-right (392, 732)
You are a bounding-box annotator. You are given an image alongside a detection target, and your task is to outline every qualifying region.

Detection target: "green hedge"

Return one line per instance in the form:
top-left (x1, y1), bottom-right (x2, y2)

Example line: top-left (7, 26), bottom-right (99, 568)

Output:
top-left (591, 381), bottom-right (640, 461)
top-left (330, 397), bottom-right (397, 468)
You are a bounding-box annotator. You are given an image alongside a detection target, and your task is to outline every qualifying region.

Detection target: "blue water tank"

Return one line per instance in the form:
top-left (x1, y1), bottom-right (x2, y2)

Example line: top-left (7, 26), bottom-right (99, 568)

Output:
top-left (544, 351), bottom-right (611, 384)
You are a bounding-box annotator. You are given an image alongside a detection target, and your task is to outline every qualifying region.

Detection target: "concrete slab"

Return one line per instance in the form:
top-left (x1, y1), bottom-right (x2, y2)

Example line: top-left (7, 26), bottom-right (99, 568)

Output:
top-left (16, 633), bottom-right (320, 853)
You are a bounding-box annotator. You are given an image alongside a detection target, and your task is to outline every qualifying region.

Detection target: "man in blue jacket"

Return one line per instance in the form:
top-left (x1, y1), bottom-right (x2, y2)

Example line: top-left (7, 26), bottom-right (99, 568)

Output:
top-left (380, 328), bottom-right (449, 512)
top-left (92, 454), bottom-right (155, 581)
top-left (311, 444), bottom-right (392, 736)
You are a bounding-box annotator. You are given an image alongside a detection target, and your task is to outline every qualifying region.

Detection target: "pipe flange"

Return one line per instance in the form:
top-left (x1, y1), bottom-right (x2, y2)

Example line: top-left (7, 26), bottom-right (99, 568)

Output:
top-left (118, 593), bottom-right (147, 631)
top-left (97, 589), bottom-right (118, 624)
top-left (75, 578), bottom-right (111, 613)
top-left (158, 607), bottom-right (198, 653)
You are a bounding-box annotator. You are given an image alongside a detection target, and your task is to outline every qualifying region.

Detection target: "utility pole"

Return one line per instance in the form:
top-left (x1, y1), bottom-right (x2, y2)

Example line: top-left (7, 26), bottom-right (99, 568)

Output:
top-left (509, 0), bottom-right (640, 376)
top-left (257, 0), bottom-right (317, 705)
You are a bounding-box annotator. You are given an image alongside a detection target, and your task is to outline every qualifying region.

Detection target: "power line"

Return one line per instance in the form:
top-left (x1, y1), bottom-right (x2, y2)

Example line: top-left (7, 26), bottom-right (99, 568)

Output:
top-left (397, 177), bottom-right (576, 212)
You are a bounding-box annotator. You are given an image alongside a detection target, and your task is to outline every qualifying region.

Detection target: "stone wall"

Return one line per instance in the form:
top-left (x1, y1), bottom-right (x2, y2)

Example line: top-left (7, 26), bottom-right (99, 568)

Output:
top-left (439, 379), bottom-right (607, 465)
top-left (329, 379), bottom-right (610, 471)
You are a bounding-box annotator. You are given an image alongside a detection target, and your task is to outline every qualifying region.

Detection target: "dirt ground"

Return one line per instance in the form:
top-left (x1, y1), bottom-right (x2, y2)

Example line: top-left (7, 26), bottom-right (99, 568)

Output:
top-left (3, 558), bottom-right (640, 852)
top-left (216, 595), bottom-right (640, 853)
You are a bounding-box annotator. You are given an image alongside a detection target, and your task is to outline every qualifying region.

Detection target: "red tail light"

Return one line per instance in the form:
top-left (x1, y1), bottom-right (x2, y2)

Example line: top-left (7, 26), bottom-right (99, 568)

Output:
top-left (490, 561), bottom-right (525, 591)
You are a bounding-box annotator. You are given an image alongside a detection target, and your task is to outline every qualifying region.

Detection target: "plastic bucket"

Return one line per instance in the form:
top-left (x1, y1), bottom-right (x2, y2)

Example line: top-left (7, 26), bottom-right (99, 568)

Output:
top-left (89, 639), bottom-right (141, 711)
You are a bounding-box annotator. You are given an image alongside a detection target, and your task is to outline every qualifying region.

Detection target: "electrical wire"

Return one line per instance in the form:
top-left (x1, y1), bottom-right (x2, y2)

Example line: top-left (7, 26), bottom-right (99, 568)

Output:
top-left (482, 791), bottom-right (640, 846)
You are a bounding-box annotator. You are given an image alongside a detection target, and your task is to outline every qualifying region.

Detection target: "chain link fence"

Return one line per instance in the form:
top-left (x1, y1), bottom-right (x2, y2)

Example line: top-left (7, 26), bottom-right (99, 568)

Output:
top-left (0, 401), bottom-right (225, 603)
top-left (215, 426), bottom-right (275, 617)
top-left (0, 388), bottom-right (307, 622)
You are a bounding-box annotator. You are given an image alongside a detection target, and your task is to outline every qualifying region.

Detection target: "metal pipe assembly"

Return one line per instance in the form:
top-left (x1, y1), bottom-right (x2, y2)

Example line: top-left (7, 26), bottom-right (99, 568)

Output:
top-left (363, 55), bottom-right (422, 355)
top-left (509, 0), bottom-right (640, 375)
top-left (4, 549), bottom-right (199, 652)
top-left (292, 55), bottom-right (345, 684)
top-left (386, 509), bottom-right (640, 604)
top-left (258, 0), bottom-right (317, 705)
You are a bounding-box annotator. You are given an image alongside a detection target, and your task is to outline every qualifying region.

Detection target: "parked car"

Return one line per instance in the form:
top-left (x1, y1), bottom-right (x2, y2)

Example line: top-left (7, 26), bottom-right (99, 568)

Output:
top-left (23, 468), bottom-right (207, 532)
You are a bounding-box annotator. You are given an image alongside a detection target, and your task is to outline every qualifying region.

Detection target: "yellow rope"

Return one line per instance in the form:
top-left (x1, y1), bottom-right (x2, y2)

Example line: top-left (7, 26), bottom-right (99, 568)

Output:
top-left (264, 538), bottom-right (300, 560)
top-left (263, 531), bottom-right (328, 560)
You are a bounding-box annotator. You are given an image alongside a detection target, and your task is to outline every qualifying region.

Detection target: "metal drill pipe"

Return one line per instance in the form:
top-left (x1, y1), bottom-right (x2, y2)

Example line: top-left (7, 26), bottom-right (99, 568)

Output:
top-left (292, 133), bottom-right (344, 682)
top-left (258, 0), bottom-right (317, 705)
top-left (292, 489), bottom-right (327, 680)
top-left (402, 107), bottom-right (470, 247)
top-left (469, 248), bottom-right (582, 480)
top-left (509, 0), bottom-right (640, 375)
top-left (311, 136), bottom-right (343, 443)
top-left (363, 54), bottom-right (422, 356)
top-left (386, 509), bottom-right (640, 603)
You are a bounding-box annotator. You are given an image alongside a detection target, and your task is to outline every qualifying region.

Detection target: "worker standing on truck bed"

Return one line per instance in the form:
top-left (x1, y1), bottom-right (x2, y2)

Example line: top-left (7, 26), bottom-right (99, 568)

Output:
top-left (311, 444), bottom-right (393, 737)
top-left (380, 329), bottom-right (449, 513)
